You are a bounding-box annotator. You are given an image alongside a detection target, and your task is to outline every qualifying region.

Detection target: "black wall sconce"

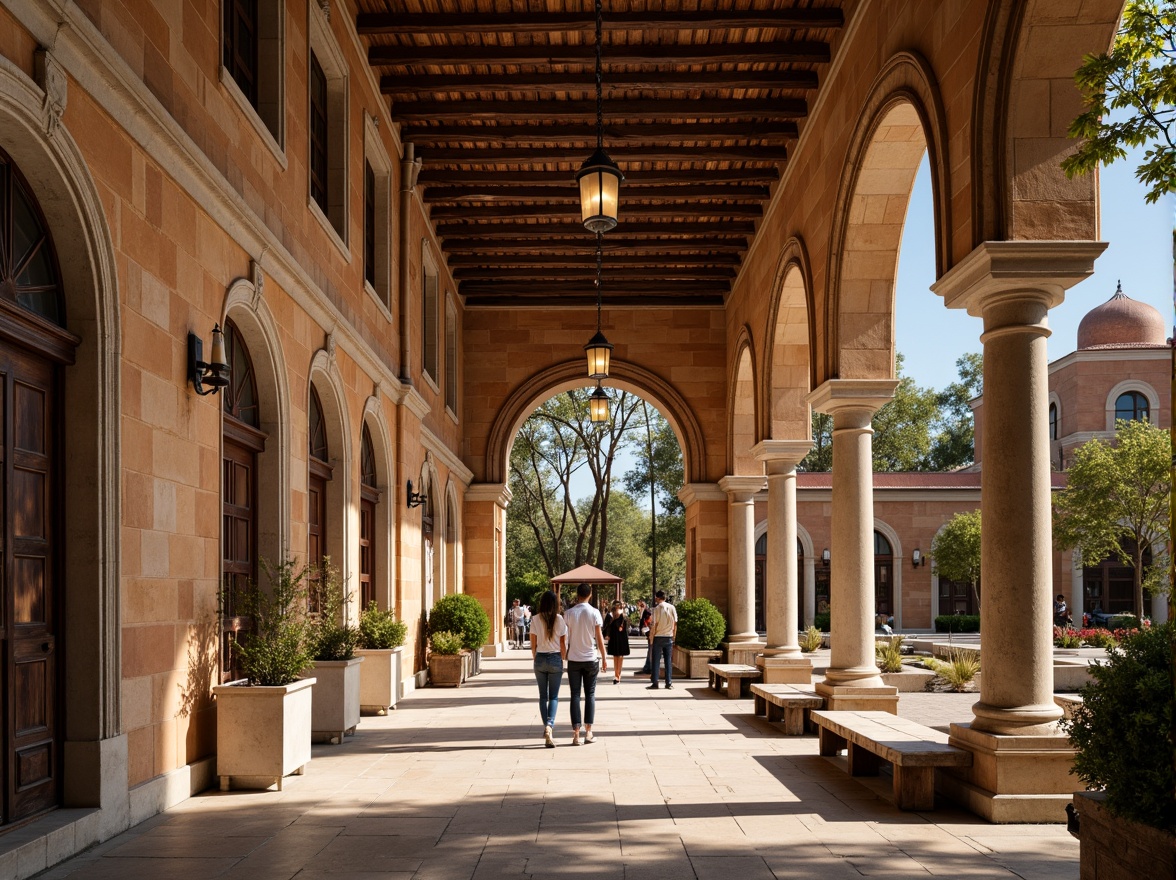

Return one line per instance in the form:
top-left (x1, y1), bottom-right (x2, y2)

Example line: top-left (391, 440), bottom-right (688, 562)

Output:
top-left (188, 324), bottom-right (230, 396)
top-left (821, 548), bottom-right (830, 567)
top-left (912, 548), bottom-right (926, 568)
top-left (406, 480), bottom-right (428, 509)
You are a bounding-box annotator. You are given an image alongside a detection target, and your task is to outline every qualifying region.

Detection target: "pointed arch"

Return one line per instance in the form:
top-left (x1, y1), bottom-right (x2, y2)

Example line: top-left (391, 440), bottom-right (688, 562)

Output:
top-left (763, 236), bottom-right (816, 441)
top-left (729, 329), bottom-right (758, 475)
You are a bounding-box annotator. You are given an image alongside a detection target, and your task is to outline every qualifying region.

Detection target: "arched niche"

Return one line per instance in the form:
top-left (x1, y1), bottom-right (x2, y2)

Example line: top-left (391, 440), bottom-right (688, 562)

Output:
top-left (307, 348), bottom-right (352, 597)
top-left (360, 395), bottom-right (394, 610)
top-left (763, 237), bottom-right (816, 441)
top-left (729, 332), bottom-right (758, 475)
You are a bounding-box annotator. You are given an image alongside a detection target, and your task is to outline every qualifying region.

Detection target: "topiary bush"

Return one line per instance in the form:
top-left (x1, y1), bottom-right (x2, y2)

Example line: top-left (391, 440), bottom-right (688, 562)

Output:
top-left (1063, 622), bottom-right (1176, 833)
top-left (934, 614), bottom-right (980, 633)
top-left (358, 601), bottom-right (408, 650)
top-left (429, 593), bottom-right (491, 650)
top-left (430, 630), bottom-right (464, 655)
top-left (674, 598), bottom-right (726, 650)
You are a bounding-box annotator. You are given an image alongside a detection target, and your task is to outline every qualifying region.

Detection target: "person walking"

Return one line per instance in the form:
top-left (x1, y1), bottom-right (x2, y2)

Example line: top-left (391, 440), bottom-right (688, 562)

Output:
top-left (636, 600), bottom-right (653, 675)
top-left (563, 583), bottom-right (607, 745)
top-left (646, 590), bottom-right (678, 691)
top-left (603, 600), bottom-right (631, 684)
top-left (509, 598), bottom-right (529, 648)
top-left (529, 591), bottom-right (568, 748)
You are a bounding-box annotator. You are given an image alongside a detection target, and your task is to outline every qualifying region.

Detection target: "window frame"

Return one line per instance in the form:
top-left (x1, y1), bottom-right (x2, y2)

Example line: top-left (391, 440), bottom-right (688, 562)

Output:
top-left (444, 293), bottom-right (458, 420)
top-left (422, 244), bottom-right (440, 388)
top-left (220, 0), bottom-right (286, 163)
top-left (306, 5), bottom-right (349, 252)
top-left (362, 113), bottom-right (393, 316)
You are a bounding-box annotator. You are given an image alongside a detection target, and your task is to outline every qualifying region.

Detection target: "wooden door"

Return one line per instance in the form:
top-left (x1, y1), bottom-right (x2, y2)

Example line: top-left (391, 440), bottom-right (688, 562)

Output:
top-left (221, 426), bottom-right (261, 682)
top-left (359, 492), bottom-right (376, 608)
top-left (1, 346), bottom-right (58, 823)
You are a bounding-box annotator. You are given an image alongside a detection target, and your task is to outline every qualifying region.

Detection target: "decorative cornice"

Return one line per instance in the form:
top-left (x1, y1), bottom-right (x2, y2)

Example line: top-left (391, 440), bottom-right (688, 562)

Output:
top-left (806, 378), bottom-right (899, 415)
top-left (421, 426), bottom-right (474, 486)
top-left (466, 482), bottom-right (512, 508)
top-left (395, 385), bottom-right (431, 420)
top-left (718, 475), bottom-right (767, 499)
top-left (751, 439), bottom-right (812, 473)
top-left (677, 482), bottom-right (728, 506)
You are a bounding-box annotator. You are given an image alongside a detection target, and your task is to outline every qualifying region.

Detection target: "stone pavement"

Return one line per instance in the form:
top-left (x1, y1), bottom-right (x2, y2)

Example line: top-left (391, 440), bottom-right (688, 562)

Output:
top-left (38, 648), bottom-right (1078, 880)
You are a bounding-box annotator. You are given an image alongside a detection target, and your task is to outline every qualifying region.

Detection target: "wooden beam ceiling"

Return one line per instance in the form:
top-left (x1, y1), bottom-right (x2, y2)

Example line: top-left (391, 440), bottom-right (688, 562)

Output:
top-left (358, 9), bottom-right (845, 35)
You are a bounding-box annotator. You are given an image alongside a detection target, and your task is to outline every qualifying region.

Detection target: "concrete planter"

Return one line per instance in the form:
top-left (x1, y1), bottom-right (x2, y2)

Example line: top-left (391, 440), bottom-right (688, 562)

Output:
top-left (880, 670), bottom-right (937, 692)
top-left (356, 646), bottom-right (404, 715)
top-left (461, 647), bottom-right (483, 679)
top-left (213, 677), bottom-right (315, 791)
top-left (673, 645), bottom-right (722, 679)
top-left (429, 652), bottom-right (465, 687)
top-left (1073, 790), bottom-right (1176, 879)
top-left (307, 657), bottom-right (363, 743)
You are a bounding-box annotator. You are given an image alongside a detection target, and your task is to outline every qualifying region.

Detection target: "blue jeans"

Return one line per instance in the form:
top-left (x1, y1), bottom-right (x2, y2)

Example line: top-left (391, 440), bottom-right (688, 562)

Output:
top-left (566, 659), bottom-right (599, 727)
top-left (533, 652), bottom-right (563, 728)
top-left (650, 637), bottom-right (673, 686)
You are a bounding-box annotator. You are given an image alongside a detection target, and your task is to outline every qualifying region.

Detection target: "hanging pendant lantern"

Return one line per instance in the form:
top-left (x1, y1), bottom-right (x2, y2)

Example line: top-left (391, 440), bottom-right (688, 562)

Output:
top-left (576, 0), bottom-right (622, 233)
top-left (585, 234), bottom-right (612, 378)
top-left (589, 382), bottom-right (610, 423)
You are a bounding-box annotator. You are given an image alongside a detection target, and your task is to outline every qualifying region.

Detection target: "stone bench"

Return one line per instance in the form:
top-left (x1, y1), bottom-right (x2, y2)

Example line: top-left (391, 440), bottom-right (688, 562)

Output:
top-left (810, 710), bottom-right (972, 811)
top-left (749, 683), bottom-right (824, 734)
top-left (707, 663), bottom-right (762, 699)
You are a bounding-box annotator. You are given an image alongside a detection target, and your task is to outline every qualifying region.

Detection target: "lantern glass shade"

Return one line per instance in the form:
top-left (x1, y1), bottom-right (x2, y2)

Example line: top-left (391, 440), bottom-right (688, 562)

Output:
top-left (584, 330), bottom-right (613, 379)
top-left (577, 147), bottom-right (623, 234)
top-left (589, 384), bottom-right (610, 422)
top-left (208, 323), bottom-right (228, 372)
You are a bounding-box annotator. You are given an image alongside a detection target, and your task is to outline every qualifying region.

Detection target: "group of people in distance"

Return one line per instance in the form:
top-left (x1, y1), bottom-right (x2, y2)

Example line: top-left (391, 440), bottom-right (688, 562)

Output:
top-left (528, 585), bottom-right (677, 748)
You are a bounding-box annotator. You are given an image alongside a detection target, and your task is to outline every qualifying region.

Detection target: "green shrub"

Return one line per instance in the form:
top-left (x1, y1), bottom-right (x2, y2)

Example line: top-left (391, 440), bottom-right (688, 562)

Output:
top-left (358, 601), bottom-right (408, 650)
top-left (814, 611), bottom-right (831, 631)
top-left (934, 614), bottom-right (980, 633)
top-left (928, 650), bottom-right (980, 691)
top-left (1063, 623), bottom-right (1176, 833)
top-left (875, 636), bottom-right (905, 673)
top-left (429, 593), bottom-right (491, 650)
top-left (307, 558), bottom-right (360, 661)
top-left (1082, 630), bottom-right (1118, 650)
top-left (430, 630), bottom-right (464, 655)
top-left (674, 598), bottom-right (726, 650)
top-left (799, 625), bottom-right (823, 653)
top-left (232, 558), bottom-right (314, 686)
top-left (1055, 629), bottom-right (1083, 648)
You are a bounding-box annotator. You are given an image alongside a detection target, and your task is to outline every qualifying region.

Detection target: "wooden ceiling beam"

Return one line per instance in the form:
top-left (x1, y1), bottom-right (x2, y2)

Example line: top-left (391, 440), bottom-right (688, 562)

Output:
top-left (414, 145), bottom-right (788, 164)
top-left (459, 280), bottom-right (730, 296)
top-left (428, 202), bottom-right (763, 220)
top-left (381, 69), bottom-right (819, 96)
top-left (442, 238), bottom-right (748, 253)
top-left (453, 266), bottom-right (738, 281)
top-left (358, 10), bottom-right (845, 35)
top-left (464, 293), bottom-right (726, 307)
top-left (390, 98), bottom-right (806, 122)
top-left (446, 251), bottom-right (741, 266)
top-left (423, 184), bottom-right (771, 203)
top-left (403, 121), bottom-right (799, 147)
top-left (418, 168), bottom-right (779, 186)
top-left (369, 41), bottom-right (830, 67)
top-left (434, 220), bottom-right (756, 237)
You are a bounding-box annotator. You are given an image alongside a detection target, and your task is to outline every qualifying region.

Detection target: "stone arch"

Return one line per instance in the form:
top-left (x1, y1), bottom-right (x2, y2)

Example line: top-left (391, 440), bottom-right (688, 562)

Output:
top-left (223, 280), bottom-right (292, 570)
top-left (360, 394), bottom-right (394, 610)
top-left (443, 479), bottom-right (461, 596)
top-left (308, 347), bottom-right (352, 595)
top-left (0, 58), bottom-right (122, 806)
top-left (825, 51), bottom-right (953, 382)
top-left (729, 329), bottom-right (758, 475)
top-left (417, 454), bottom-right (443, 612)
top-left (484, 359), bottom-right (709, 485)
top-left (763, 237), bottom-right (816, 441)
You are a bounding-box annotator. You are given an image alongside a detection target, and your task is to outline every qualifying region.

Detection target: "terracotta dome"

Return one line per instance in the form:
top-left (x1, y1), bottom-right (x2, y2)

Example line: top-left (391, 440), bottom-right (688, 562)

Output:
top-left (1076, 282), bottom-right (1167, 349)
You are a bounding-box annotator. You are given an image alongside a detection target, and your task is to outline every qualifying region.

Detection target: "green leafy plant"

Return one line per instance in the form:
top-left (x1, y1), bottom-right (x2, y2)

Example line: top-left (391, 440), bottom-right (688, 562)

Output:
top-left (875, 635), bottom-right (906, 673)
top-left (1063, 622), bottom-right (1176, 832)
top-left (674, 598), bottom-right (726, 650)
top-left (799, 625), bottom-right (823, 653)
top-left (231, 558), bottom-right (314, 687)
top-left (430, 630), bottom-right (464, 655)
top-left (930, 509), bottom-right (982, 606)
top-left (358, 601), bottom-right (408, 650)
top-left (928, 650), bottom-right (980, 692)
top-left (934, 614), bottom-right (980, 633)
top-left (1055, 628), bottom-right (1084, 649)
top-left (814, 611), bottom-right (831, 631)
top-left (429, 593), bottom-right (491, 651)
top-left (1082, 630), bottom-right (1119, 650)
top-left (307, 558), bottom-right (360, 661)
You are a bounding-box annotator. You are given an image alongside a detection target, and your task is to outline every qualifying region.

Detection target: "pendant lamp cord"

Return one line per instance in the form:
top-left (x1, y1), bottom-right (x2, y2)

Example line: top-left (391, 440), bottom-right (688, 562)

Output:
top-left (595, 231), bottom-right (603, 331)
top-left (594, 0), bottom-right (604, 152)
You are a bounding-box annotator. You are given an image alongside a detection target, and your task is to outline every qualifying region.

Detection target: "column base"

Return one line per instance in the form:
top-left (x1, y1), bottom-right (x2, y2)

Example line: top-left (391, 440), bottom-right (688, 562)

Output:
top-left (722, 641), bottom-right (764, 666)
top-left (756, 655), bottom-right (813, 685)
top-left (939, 722), bottom-right (1078, 823)
top-left (814, 681), bottom-right (898, 713)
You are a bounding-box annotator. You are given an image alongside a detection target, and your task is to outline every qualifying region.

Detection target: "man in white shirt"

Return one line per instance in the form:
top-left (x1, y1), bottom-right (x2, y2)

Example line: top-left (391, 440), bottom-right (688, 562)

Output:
top-left (646, 590), bottom-right (678, 690)
top-left (563, 583), bottom-right (607, 745)
top-left (509, 598), bottom-right (529, 648)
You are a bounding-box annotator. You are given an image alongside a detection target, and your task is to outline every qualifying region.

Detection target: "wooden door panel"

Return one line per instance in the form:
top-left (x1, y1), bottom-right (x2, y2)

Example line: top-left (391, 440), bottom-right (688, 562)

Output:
top-left (222, 436), bottom-right (256, 683)
top-left (359, 498), bottom-right (374, 608)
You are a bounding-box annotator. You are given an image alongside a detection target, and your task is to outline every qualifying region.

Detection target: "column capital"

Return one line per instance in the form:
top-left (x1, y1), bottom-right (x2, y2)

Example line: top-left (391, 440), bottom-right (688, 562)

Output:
top-left (465, 482), bottom-right (512, 509)
top-left (806, 378), bottom-right (898, 417)
top-left (932, 240), bottom-right (1107, 317)
top-left (717, 475), bottom-right (765, 501)
top-left (677, 482), bottom-right (727, 506)
top-left (752, 439), bottom-right (812, 474)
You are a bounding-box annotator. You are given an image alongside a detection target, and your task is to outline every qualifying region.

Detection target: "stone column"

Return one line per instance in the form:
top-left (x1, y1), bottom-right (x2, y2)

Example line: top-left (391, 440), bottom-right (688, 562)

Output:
top-left (807, 379), bottom-right (899, 712)
top-left (717, 475), bottom-right (765, 664)
top-left (752, 440), bottom-right (813, 683)
top-left (803, 555), bottom-right (816, 629)
top-left (933, 240), bottom-right (1106, 822)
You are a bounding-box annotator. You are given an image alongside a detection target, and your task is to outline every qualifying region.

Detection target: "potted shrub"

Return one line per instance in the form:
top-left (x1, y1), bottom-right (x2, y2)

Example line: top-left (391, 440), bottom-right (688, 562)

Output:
top-left (672, 598), bottom-right (726, 679)
top-left (428, 630), bottom-right (465, 687)
top-left (1064, 622), bottom-right (1175, 877)
top-left (357, 601), bottom-right (408, 715)
top-left (213, 558), bottom-right (316, 791)
top-left (428, 593), bottom-right (491, 678)
top-left (305, 559), bottom-right (362, 743)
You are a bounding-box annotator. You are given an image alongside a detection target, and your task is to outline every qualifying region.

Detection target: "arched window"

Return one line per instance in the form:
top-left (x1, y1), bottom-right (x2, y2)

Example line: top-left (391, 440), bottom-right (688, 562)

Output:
top-left (1048, 402), bottom-right (1058, 441)
top-left (309, 385), bottom-right (329, 462)
top-left (359, 424), bottom-right (377, 607)
top-left (307, 385), bottom-right (332, 595)
top-left (223, 320), bottom-right (259, 427)
top-left (0, 151), bottom-right (64, 325)
top-left (1115, 391), bottom-right (1149, 423)
top-left (874, 530), bottom-right (894, 622)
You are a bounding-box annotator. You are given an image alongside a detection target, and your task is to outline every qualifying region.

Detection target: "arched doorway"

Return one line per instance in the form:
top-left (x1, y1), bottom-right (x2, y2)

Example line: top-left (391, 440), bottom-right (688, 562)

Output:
top-left (221, 319), bottom-right (265, 682)
top-left (0, 147), bottom-right (78, 824)
top-left (307, 383), bottom-right (331, 599)
top-left (753, 534), bottom-right (805, 634)
top-left (874, 531), bottom-right (894, 624)
top-left (359, 423), bottom-right (378, 609)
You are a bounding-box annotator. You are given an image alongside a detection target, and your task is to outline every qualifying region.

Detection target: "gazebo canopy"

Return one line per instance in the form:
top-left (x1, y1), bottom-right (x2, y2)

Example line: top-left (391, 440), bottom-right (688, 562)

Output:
top-left (550, 563), bottom-right (623, 586)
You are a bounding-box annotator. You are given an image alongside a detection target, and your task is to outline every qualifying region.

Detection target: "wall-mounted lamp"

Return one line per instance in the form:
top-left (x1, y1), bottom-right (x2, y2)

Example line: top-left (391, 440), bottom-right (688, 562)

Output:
top-left (188, 324), bottom-right (230, 396)
top-left (406, 480), bottom-right (428, 509)
top-left (821, 548), bottom-right (830, 567)
top-left (912, 548), bottom-right (925, 568)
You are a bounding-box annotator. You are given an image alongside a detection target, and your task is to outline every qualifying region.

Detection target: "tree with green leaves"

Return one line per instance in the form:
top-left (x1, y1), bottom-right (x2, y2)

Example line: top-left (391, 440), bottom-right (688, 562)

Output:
top-left (928, 353), bottom-right (984, 470)
top-left (1062, 1), bottom-right (1176, 203)
top-left (1053, 419), bottom-right (1171, 618)
top-left (930, 509), bottom-right (982, 609)
top-left (622, 401), bottom-right (686, 597)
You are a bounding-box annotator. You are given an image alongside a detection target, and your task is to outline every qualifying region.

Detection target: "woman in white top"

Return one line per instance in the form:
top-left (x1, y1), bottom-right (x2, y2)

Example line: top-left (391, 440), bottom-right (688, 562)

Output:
top-left (530, 590), bottom-right (568, 748)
